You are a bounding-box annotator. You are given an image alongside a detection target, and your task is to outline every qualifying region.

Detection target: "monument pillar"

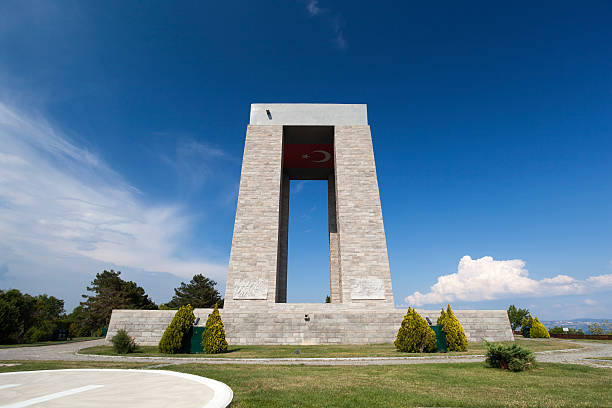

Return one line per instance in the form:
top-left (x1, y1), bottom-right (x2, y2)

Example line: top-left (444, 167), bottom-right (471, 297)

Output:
top-left (224, 124), bottom-right (284, 306)
top-left (334, 125), bottom-right (394, 304)
top-left (225, 104), bottom-right (394, 307)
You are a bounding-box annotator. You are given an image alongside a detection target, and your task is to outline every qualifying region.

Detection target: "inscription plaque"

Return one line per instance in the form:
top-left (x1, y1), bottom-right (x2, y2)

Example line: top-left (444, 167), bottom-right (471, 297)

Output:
top-left (233, 279), bottom-right (268, 300)
top-left (350, 277), bottom-right (385, 300)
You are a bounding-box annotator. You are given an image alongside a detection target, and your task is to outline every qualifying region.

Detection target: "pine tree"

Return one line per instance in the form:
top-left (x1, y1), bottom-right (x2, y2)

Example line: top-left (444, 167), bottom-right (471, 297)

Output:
top-left (158, 304), bottom-right (195, 354)
top-left (202, 304), bottom-right (228, 354)
top-left (437, 304), bottom-right (468, 351)
top-left (436, 307), bottom-right (446, 325)
top-left (394, 307), bottom-right (436, 353)
top-left (529, 316), bottom-right (550, 338)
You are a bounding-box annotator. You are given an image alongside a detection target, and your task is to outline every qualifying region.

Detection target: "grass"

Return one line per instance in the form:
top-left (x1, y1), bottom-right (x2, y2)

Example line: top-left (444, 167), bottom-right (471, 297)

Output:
top-left (0, 360), bottom-right (152, 372)
top-left (0, 360), bottom-right (609, 407)
top-left (566, 339), bottom-right (612, 344)
top-left (80, 338), bottom-right (580, 358)
top-left (0, 337), bottom-right (102, 349)
top-left (586, 357), bottom-right (612, 361)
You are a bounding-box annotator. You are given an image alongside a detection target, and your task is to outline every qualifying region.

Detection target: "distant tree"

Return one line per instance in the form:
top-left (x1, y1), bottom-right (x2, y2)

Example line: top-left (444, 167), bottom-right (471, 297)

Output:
top-left (588, 323), bottom-right (605, 335)
top-left (507, 305), bottom-right (530, 331)
top-left (80, 270), bottom-right (157, 332)
top-left (0, 296), bottom-right (21, 343)
top-left (0, 290), bottom-right (65, 343)
top-left (25, 294), bottom-right (65, 342)
top-left (549, 326), bottom-right (584, 335)
top-left (165, 274), bottom-right (223, 309)
top-left (67, 305), bottom-right (92, 338)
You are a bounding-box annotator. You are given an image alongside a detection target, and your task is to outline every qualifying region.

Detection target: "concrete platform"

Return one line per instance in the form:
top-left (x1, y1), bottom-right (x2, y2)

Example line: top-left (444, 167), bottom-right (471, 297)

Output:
top-left (0, 369), bottom-right (233, 408)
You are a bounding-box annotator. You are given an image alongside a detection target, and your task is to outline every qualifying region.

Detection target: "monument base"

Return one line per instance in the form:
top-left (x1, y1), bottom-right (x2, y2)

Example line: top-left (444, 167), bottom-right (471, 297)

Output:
top-left (106, 304), bottom-right (513, 346)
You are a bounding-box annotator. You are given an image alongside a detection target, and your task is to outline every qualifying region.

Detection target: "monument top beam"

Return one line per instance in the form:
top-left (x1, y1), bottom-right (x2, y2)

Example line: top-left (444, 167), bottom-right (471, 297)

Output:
top-left (250, 103), bottom-right (368, 126)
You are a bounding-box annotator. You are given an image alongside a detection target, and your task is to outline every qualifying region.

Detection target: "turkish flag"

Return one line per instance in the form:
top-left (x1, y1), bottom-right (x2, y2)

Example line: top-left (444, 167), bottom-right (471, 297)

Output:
top-left (284, 144), bottom-right (334, 169)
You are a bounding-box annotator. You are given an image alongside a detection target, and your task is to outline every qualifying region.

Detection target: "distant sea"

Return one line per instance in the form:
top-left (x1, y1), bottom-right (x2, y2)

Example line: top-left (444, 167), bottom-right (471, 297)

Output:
top-left (541, 318), bottom-right (611, 334)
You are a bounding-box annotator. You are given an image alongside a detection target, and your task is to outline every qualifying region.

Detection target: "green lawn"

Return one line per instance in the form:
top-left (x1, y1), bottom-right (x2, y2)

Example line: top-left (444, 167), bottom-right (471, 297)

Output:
top-left (566, 339), bottom-right (612, 344)
top-left (1, 360), bottom-right (609, 407)
top-left (80, 338), bottom-right (580, 358)
top-left (0, 337), bottom-right (102, 349)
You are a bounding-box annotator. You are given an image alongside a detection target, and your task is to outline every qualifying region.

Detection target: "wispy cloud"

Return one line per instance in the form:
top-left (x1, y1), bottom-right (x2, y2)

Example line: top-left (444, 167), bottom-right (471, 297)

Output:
top-left (0, 102), bottom-right (227, 283)
top-left (158, 138), bottom-right (237, 194)
top-left (306, 0), bottom-right (322, 16)
top-left (406, 255), bottom-right (612, 306)
top-left (299, 0), bottom-right (346, 50)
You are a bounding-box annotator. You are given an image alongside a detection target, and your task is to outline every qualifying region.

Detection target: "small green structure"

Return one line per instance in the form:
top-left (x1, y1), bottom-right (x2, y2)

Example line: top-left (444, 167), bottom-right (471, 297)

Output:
top-left (189, 327), bottom-right (205, 353)
top-left (431, 325), bottom-right (448, 352)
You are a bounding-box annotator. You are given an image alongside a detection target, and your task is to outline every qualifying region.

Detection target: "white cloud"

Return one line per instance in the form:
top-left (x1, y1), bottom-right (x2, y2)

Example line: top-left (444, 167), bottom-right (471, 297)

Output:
top-left (0, 102), bottom-right (226, 282)
top-left (587, 274), bottom-right (612, 287)
top-left (405, 255), bottom-right (612, 306)
top-left (306, 0), bottom-right (321, 16)
top-left (584, 299), bottom-right (596, 306)
top-left (300, 0), bottom-right (346, 50)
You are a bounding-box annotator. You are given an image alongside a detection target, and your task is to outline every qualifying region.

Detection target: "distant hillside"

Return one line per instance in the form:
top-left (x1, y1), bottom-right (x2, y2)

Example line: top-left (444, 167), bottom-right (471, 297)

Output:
top-left (541, 318), bottom-right (611, 334)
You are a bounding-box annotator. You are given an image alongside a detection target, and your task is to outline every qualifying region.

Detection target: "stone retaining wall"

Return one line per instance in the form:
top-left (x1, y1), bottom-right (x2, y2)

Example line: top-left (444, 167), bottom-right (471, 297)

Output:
top-left (106, 305), bottom-right (513, 346)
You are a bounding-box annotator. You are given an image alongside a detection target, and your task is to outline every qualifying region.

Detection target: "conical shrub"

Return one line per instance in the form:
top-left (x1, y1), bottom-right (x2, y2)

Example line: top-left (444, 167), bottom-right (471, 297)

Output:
top-left (394, 307), bottom-right (436, 353)
top-left (202, 304), bottom-right (228, 354)
top-left (158, 304), bottom-right (195, 354)
top-left (437, 304), bottom-right (468, 351)
top-left (529, 316), bottom-right (550, 338)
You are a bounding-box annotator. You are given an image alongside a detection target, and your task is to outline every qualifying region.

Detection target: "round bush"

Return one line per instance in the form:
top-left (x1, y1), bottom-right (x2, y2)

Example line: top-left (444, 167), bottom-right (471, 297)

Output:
top-left (485, 341), bottom-right (535, 371)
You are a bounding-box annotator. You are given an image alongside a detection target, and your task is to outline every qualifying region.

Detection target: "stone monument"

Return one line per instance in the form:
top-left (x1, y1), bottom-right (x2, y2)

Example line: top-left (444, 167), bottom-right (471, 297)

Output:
top-left (225, 104), bottom-right (393, 307)
top-left (106, 104), bottom-right (514, 345)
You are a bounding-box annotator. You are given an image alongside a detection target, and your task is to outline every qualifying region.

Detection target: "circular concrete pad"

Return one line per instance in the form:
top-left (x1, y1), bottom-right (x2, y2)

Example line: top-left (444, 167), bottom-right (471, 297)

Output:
top-left (0, 369), bottom-right (233, 408)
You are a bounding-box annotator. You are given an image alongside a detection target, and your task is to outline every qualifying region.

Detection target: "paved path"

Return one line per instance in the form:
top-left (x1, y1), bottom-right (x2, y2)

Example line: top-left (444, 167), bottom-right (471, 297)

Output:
top-left (1, 339), bottom-right (611, 367)
top-left (0, 369), bottom-right (233, 408)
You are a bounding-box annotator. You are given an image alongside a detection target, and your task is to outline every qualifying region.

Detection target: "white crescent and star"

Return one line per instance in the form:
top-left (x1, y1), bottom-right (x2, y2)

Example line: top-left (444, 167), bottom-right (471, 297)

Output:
top-left (301, 150), bottom-right (331, 163)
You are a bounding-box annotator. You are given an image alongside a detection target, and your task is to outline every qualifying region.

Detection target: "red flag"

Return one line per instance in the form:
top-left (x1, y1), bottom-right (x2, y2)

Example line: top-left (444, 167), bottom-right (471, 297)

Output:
top-left (284, 144), bottom-right (334, 169)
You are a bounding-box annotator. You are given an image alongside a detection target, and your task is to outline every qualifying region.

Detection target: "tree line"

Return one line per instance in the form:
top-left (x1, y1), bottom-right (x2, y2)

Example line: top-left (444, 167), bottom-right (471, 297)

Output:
top-left (0, 270), bottom-right (223, 344)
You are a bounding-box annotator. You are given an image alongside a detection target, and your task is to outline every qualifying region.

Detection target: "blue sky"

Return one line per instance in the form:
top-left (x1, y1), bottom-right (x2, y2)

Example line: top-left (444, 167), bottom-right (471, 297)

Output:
top-left (1, 1), bottom-right (611, 319)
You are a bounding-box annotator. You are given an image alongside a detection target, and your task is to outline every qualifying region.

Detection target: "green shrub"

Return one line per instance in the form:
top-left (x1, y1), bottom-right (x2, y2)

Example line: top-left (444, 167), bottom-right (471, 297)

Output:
top-left (111, 329), bottom-right (136, 354)
top-left (588, 323), bottom-right (605, 335)
top-left (521, 313), bottom-right (534, 337)
top-left (394, 307), bottom-right (436, 353)
top-left (437, 304), bottom-right (468, 351)
top-left (530, 316), bottom-right (550, 338)
top-left (202, 304), bottom-right (228, 354)
top-left (158, 304), bottom-right (195, 354)
top-left (485, 341), bottom-right (535, 371)
top-left (0, 299), bottom-right (21, 344)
